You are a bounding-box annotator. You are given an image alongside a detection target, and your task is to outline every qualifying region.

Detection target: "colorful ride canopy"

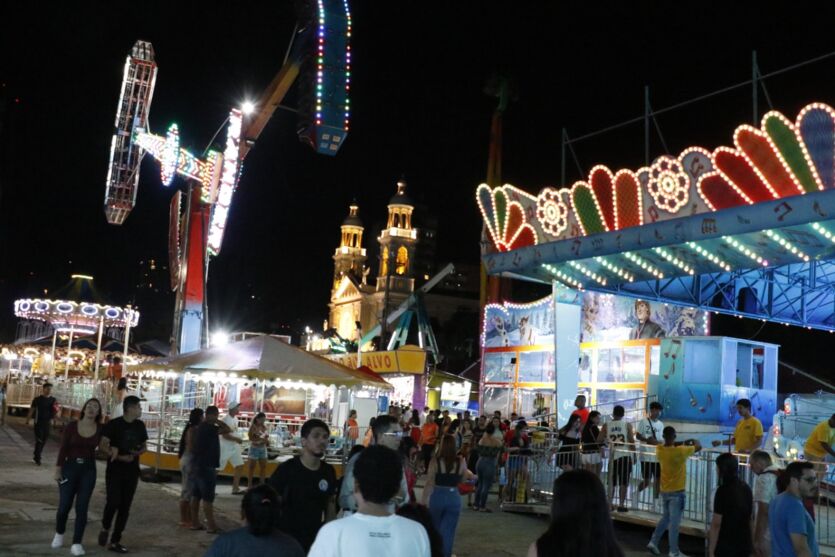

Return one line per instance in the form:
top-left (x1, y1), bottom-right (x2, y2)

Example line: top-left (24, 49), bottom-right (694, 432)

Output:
top-left (479, 102), bottom-right (835, 330)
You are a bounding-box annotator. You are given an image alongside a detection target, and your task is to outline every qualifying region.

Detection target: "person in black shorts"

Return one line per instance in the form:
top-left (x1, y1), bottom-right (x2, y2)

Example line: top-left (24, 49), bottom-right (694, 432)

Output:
top-left (190, 405), bottom-right (232, 534)
top-left (636, 402), bottom-right (664, 499)
top-left (598, 405), bottom-right (635, 512)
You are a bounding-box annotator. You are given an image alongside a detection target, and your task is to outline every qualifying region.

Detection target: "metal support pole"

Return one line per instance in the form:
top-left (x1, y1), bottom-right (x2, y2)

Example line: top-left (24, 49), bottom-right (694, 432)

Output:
top-left (94, 315), bottom-right (105, 381)
top-left (644, 86), bottom-right (650, 166)
top-left (49, 328), bottom-right (58, 377)
top-left (752, 50), bottom-right (759, 125)
top-left (561, 128), bottom-right (567, 185)
top-left (64, 326), bottom-right (74, 381)
top-left (123, 307), bottom-right (132, 364)
top-left (154, 377), bottom-right (167, 475)
top-left (259, 380), bottom-right (266, 413)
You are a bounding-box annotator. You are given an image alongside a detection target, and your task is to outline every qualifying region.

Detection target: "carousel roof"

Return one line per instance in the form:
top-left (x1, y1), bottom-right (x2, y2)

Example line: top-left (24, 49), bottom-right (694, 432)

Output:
top-left (142, 335), bottom-right (392, 389)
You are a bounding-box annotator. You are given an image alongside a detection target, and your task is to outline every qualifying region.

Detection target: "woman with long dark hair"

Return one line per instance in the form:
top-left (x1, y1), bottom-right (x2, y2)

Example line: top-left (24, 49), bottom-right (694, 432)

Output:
top-left (528, 469), bottom-right (624, 557)
top-left (399, 436), bottom-right (420, 503)
top-left (708, 453), bottom-right (753, 557)
top-left (556, 414), bottom-right (583, 471)
top-left (51, 398), bottom-right (103, 556)
top-left (581, 411), bottom-right (603, 475)
top-left (247, 412), bottom-right (269, 488)
top-left (396, 503), bottom-right (445, 557)
top-left (204, 484), bottom-right (304, 556)
top-left (178, 407), bottom-right (203, 528)
top-left (422, 434), bottom-right (474, 557)
top-left (473, 423), bottom-right (504, 512)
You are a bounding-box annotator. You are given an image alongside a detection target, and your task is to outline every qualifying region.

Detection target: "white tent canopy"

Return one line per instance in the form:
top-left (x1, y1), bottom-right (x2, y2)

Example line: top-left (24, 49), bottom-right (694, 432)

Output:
top-left (142, 335), bottom-right (391, 389)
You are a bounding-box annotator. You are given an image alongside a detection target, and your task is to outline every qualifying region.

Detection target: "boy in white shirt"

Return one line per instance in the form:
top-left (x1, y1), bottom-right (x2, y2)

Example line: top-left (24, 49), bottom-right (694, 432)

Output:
top-left (750, 450), bottom-right (780, 557)
top-left (636, 401), bottom-right (664, 498)
top-left (309, 445), bottom-right (430, 557)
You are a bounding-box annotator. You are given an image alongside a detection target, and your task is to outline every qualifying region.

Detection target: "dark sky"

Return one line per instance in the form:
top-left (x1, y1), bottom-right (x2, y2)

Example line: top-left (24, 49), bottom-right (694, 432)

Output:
top-left (4, 1), bottom-right (835, 373)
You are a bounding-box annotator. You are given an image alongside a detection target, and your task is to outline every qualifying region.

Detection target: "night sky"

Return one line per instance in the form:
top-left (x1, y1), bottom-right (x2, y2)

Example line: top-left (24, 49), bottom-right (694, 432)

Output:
top-left (3, 2), bottom-right (835, 385)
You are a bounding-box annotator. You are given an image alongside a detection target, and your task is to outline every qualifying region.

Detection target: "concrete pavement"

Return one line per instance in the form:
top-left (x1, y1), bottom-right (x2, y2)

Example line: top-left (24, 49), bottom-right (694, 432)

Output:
top-left (0, 417), bottom-right (703, 556)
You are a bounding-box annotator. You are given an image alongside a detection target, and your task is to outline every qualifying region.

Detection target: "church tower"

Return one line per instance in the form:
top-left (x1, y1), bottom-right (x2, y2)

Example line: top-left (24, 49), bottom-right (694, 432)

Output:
top-left (377, 180), bottom-right (417, 296)
top-left (332, 203), bottom-right (367, 291)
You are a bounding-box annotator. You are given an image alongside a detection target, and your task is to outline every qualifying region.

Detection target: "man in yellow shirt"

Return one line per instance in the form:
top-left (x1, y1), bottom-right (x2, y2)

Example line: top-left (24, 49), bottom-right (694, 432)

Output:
top-left (804, 414), bottom-right (835, 463)
top-left (647, 426), bottom-right (702, 557)
top-left (711, 398), bottom-right (763, 453)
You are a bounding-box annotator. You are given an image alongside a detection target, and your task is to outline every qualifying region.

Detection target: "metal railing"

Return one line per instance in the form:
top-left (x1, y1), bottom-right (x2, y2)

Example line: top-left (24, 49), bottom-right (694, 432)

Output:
top-left (5, 383), bottom-right (42, 409)
top-left (501, 439), bottom-right (835, 551)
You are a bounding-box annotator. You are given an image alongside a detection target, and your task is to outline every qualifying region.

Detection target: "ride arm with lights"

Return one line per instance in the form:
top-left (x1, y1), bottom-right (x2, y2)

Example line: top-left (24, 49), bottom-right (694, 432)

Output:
top-left (359, 263), bottom-right (456, 347)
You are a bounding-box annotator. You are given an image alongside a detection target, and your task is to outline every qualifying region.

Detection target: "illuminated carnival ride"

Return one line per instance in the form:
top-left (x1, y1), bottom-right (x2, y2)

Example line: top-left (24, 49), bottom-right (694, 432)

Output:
top-left (103, 1), bottom-right (353, 354)
top-left (478, 101), bottom-right (835, 446)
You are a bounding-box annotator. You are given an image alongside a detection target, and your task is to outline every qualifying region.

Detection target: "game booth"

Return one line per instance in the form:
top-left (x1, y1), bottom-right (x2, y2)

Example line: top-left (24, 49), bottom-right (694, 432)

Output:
top-left (133, 335), bottom-right (392, 476)
top-left (477, 102), bottom-right (835, 542)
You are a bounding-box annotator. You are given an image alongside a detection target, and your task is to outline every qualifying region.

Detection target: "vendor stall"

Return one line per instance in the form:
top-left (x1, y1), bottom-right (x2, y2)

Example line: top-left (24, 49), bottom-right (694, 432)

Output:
top-left (135, 335), bottom-right (392, 476)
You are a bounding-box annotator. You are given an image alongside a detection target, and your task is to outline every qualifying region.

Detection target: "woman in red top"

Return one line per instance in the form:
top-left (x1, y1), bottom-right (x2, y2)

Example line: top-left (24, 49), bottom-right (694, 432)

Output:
top-left (52, 398), bottom-right (103, 556)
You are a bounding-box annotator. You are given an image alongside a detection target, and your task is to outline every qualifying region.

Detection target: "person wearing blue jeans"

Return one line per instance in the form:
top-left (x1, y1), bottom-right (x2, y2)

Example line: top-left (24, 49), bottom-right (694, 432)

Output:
top-left (472, 426), bottom-right (503, 511)
top-left (423, 435), bottom-right (472, 557)
top-left (647, 426), bottom-right (701, 557)
top-left (52, 398), bottom-right (102, 556)
top-left (650, 491), bottom-right (686, 555)
top-left (56, 460), bottom-right (97, 544)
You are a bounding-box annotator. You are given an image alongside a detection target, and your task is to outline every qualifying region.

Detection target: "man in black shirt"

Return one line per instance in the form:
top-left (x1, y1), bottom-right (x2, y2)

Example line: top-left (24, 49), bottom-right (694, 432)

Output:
top-left (190, 405), bottom-right (232, 533)
top-left (268, 418), bottom-right (336, 551)
top-left (98, 395), bottom-right (148, 554)
top-left (25, 382), bottom-right (56, 465)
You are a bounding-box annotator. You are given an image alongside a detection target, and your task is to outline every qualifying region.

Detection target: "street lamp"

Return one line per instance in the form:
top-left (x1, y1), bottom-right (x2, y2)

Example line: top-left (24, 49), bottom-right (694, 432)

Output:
top-left (211, 331), bottom-right (229, 347)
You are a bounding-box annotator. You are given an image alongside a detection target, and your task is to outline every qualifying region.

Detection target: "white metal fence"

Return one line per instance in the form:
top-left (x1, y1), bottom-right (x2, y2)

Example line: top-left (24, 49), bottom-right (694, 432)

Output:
top-left (502, 441), bottom-right (835, 551)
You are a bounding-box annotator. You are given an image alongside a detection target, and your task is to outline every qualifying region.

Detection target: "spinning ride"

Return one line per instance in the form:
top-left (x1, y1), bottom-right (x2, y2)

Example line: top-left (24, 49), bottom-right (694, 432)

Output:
top-left (103, 0), bottom-right (353, 354)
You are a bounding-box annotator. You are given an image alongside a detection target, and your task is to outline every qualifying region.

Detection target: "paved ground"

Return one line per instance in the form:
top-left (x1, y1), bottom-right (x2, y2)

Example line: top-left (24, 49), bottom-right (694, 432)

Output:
top-left (0, 417), bottom-right (705, 556)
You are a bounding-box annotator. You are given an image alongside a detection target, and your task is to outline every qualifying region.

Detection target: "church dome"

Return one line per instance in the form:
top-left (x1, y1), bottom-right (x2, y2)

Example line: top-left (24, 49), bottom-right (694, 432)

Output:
top-left (342, 204), bottom-right (363, 227)
top-left (389, 180), bottom-right (413, 206)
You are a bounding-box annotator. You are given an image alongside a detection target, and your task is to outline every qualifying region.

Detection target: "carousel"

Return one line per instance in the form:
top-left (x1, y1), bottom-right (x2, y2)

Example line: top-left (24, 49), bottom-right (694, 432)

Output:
top-left (6, 277), bottom-right (142, 417)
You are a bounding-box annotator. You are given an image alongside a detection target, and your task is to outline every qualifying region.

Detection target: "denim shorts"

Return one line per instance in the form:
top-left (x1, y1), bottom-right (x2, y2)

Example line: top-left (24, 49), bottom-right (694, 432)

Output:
top-left (191, 466), bottom-right (217, 503)
top-left (248, 445), bottom-right (267, 461)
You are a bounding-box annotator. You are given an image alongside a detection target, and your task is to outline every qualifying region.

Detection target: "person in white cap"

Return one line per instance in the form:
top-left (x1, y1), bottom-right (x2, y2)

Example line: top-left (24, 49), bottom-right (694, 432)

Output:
top-left (219, 402), bottom-right (245, 494)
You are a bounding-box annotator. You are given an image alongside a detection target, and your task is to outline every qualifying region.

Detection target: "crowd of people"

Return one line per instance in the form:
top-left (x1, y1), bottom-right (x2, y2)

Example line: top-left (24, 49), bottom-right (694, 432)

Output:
top-left (26, 387), bottom-right (835, 557)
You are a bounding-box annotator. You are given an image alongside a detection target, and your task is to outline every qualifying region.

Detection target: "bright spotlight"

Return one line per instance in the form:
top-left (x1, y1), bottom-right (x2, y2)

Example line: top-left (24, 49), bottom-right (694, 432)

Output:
top-left (211, 331), bottom-right (229, 347)
top-left (241, 101), bottom-right (256, 115)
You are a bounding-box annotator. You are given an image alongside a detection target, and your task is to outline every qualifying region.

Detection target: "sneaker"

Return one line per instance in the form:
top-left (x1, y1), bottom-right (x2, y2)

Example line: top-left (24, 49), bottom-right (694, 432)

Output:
top-left (97, 530), bottom-right (109, 547)
top-left (646, 542), bottom-right (661, 556)
top-left (33, 458), bottom-right (41, 466)
top-left (51, 533), bottom-right (64, 548)
top-left (70, 544), bottom-right (86, 556)
top-left (108, 543), bottom-right (129, 554)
